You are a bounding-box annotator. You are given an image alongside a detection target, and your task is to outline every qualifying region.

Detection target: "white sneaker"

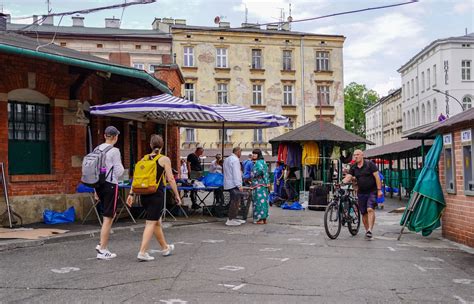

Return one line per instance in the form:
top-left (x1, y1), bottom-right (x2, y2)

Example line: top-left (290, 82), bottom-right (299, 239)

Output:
top-left (235, 219), bottom-right (246, 224)
top-left (96, 247), bottom-right (117, 260)
top-left (225, 219), bottom-right (241, 226)
top-left (162, 244), bottom-right (175, 257)
top-left (137, 252), bottom-right (155, 262)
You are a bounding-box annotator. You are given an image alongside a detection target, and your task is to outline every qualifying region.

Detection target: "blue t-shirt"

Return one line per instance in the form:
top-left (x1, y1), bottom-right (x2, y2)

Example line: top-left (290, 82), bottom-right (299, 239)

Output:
top-left (243, 160), bottom-right (254, 179)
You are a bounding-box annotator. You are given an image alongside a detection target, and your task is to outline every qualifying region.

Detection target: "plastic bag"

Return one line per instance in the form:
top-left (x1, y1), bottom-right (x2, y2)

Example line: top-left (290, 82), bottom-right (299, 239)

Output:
top-left (202, 173), bottom-right (224, 187)
top-left (281, 202), bottom-right (304, 210)
top-left (43, 206), bottom-right (76, 224)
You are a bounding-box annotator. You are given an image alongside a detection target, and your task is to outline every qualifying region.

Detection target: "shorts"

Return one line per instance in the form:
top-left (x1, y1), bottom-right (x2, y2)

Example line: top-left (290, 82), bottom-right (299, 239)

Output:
top-left (357, 191), bottom-right (377, 215)
top-left (140, 190), bottom-right (165, 221)
top-left (96, 182), bottom-right (119, 218)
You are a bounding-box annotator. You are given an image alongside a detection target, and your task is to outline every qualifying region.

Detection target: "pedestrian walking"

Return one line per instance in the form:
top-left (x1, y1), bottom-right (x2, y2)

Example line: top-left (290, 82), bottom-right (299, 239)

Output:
top-left (251, 149), bottom-right (270, 224)
top-left (223, 147), bottom-right (245, 226)
top-left (342, 149), bottom-right (383, 240)
top-left (94, 126), bottom-right (125, 260)
top-left (127, 134), bottom-right (181, 261)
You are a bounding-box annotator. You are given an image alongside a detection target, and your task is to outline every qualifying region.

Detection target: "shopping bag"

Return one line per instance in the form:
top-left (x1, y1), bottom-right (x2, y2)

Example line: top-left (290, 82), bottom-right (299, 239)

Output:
top-left (43, 206), bottom-right (76, 224)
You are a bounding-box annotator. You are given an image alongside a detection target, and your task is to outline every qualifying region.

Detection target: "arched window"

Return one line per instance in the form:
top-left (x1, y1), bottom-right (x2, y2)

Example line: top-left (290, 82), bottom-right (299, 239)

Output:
top-left (403, 112), bottom-right (406, 129)
top-left (407, 111), bottom-right (411, 129)
top-left (421, 104), bottom-right (426, 125)
top-left (416, 107), bottom-right (419, 127)
top-left (463, 95), bottom-right (472, 109)
top-left (411, 109), bottom-right (415, 128)
top-left (427, 101), bottom-right (431, 123)
top-left (433, 99), bottom-right (437, 121)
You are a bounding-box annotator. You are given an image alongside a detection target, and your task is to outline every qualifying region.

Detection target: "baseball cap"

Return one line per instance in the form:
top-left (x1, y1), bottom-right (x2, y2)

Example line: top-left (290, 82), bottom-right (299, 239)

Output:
top-left (104, 126), bottom-right (120, 136)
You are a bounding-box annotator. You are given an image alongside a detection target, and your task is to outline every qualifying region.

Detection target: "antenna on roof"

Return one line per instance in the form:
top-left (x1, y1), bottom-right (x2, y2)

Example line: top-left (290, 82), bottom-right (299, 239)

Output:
top-left (46, 0), bottom-right (51, 13)
top-left (245, 4), bottom-right (248, 24)
top-left (288, 3), bottom-right (292, 30)
top-left (214, 16), bottom-right (220, 24)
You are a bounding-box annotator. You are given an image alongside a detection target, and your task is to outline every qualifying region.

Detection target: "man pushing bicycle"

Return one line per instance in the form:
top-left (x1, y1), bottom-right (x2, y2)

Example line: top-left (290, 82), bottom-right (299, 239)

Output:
top-left (342, 149), bottom-right (383, 240)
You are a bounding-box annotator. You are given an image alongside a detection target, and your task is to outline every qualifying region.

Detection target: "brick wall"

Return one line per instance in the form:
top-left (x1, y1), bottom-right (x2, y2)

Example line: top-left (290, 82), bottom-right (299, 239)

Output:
top-left (438, 130), bottom-right (474, 247)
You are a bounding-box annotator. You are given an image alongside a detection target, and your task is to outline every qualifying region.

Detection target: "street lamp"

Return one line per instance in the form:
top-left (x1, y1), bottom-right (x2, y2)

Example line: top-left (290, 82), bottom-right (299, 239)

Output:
top-left (433, 88), bottom-right (465, 111)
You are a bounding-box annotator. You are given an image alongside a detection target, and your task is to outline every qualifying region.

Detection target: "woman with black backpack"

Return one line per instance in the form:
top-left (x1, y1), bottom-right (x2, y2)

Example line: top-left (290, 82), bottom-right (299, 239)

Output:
top-left (126, 134), bottom-right (181, 261)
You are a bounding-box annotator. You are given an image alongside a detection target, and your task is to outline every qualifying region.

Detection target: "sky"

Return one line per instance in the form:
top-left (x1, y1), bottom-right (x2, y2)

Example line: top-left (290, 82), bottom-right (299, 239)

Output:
top-left (3, 0), bottom-right (473, 97)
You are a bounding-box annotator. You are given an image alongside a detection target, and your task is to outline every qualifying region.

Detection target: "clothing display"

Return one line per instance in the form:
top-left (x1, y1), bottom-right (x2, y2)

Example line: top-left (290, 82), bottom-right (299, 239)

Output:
top-left (286, 143), bottom-right (302, 168)
top-left (302, 142), bottom-right (319, 165)
top-left (277, 144), bottom-right (288, 163)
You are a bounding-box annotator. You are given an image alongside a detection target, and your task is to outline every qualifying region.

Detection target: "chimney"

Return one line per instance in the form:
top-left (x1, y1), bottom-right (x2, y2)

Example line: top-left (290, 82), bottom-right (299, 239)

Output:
top-left (42, 15), bottom-right (54, 25)
top-left (266, 24), bottom-right (278, 31)
top-left (174, 19), bottom-right (186, 25)
top-left (280, 22), bottom-right (290, 31)
top-left (162, 18), bottom-right (174, 24)
top-left (241, 23), bottom-right (261, 29)
top-left (72, 16), bottom-right (84, 27)
top-left (105, 17), bottom-right (120, 28)
top-left (152, 18), bottom-right (171, 33)
top-left (219, 21), bottom-right (230, 28)
top-left (0, 13), bottom-right (7, 32)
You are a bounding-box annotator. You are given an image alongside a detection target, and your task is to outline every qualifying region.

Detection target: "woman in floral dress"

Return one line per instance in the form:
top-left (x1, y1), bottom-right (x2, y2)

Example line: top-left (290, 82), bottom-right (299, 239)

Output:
top-left (251, 149), bottom-right (270, 224)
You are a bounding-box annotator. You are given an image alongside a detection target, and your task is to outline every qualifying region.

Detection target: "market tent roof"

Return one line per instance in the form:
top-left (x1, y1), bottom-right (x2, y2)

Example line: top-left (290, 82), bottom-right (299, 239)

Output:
top-left (90, 94), bottom-right (224, 126)
top-left (269, 120), bottom-right (373, 147)
top-left (404, 108), bottom-right (474, 140)
top-left (364, 139), bottom-right (433, 159)
top-left (178, 104), bottom-right (289, 129)
top-left (0, 31), bottom-right (171, 94)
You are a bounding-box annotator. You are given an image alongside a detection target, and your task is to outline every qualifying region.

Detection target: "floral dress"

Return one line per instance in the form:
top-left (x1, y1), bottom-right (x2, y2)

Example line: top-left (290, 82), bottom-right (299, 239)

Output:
top-left (252, 159), bottom-right (269, 221)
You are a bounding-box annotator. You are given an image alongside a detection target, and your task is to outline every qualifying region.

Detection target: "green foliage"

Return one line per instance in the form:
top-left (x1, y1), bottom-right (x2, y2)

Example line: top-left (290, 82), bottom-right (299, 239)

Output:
top-left (344, 82), bottom-right (379, 138)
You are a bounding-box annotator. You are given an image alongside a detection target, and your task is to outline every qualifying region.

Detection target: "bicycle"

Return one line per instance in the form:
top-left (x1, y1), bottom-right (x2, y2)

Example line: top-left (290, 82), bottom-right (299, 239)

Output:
top-left (324, 183), bottom-right (361, 239)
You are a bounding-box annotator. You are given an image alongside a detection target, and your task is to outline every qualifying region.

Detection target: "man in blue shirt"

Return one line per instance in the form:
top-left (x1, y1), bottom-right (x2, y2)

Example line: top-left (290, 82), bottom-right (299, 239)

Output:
top-left (242, 154), bottom-right (254, 186)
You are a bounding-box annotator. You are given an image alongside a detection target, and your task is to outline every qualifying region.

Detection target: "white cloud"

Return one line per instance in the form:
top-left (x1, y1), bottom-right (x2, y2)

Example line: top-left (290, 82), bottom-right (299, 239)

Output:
top-left (453, 0), bottom-right (473, 14)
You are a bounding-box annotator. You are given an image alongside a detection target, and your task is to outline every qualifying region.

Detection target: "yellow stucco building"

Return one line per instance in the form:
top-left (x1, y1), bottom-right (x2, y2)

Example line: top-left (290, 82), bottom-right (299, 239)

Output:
top-left (155, 18), bottom-right (345, 155)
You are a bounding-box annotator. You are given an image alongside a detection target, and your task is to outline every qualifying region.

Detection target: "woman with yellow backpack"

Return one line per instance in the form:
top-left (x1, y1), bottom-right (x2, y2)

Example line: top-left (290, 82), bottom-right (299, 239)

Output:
top-left (126, 134), bottom-right (182, 261)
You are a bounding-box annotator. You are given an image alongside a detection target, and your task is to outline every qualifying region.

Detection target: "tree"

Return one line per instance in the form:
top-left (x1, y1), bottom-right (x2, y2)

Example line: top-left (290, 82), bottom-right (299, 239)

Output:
top-left (344, 82), bottom-right (379, 138)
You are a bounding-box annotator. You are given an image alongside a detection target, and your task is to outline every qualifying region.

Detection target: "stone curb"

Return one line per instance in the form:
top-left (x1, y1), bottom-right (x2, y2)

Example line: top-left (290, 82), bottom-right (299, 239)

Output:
top-left (0, 219), bottom-right (220, 252)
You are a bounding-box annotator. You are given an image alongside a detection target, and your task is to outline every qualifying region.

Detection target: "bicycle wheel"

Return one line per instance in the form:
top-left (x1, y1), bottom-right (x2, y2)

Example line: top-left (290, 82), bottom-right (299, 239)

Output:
top-left (347, 201), bottom-right (361, 236)
top-left (324, 201), bottom-right (341, 239)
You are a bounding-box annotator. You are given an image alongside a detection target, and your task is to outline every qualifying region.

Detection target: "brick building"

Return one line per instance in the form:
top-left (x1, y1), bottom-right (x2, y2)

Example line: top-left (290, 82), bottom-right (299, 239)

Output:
top-left (434, 109), bottom-right (474, 247)
top-left (0, 26), bottom-right (181, 224)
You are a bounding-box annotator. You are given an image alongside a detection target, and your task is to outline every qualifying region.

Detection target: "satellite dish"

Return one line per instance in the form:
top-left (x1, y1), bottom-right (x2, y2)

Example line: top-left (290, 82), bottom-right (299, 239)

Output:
top-left (287, 16), bottom-right (293, 22)
top-left (214, 16), bottom-right (221, 24)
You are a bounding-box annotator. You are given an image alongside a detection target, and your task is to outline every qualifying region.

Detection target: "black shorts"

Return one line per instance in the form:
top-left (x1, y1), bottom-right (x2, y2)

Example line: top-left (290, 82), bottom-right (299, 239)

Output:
top-left (140, 189), bottom-right (165, 221)
top-left (96, 182), bottom-right (119, 218)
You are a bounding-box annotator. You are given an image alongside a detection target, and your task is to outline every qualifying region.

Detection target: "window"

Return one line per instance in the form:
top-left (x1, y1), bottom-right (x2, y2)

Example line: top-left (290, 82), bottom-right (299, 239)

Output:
top-left (151, 45), bottom-right (157, 50)
top-left (316, 51), bottom-right (330, 71)
top-left (283, 85), bottom-right (294, 105)
top-left (461, 129), bottom-right (474, 195)
top-left (8, 101), bottom-right (50, 174)
top-left (411, 79), bottom-right (415, 98)
top-left (317, 85), bottom-right (330, 105)
top-left (406, 82), bottom-right (410, 99)
top-left (407, 111), bottom-right (411, 129)
top-left (219, 129), bottom-right (231, 143)
top-left (421, 104), bottom-right (426, 125)
top-left (135, 45), bottom-right (141, 50)
top-left (402, 84), bottom-right (406, 101)
top-left (252, 84), bottom-right (263, 105)
top-left (217, 83), bottom-right (228, 104)
top-left (416, 107), bottom-right (419, 126)
top-left (185, 128), bottom-right (195, 142)
top-left (462, 60), bottom-right (471, 81)
top-left (184, 46), bottom-right (194, 67)
top-left (427, 101), bottom-right (431, 123)
top-left (253, 129), bottom-right (263, 143)
top-left (416, 76), bottom-right (419, 95)
top-left (427, 68), bottom-right (431, 89)
top-left (421, 72), bottom-right (425, 92)
top-left (148, 64), bottom-right (160, 73)
top-left (433, 99), bottom-right (437, 121)
top-left (60, 42), bottom-right (67, 47)
top-left (133, 63), bottom-right (144, 70)
top-left (282, 50), bottom-right (292, 70)
top-left (185, 83), bottom-right (195, 102)
top-left (251, 49), bottom-right (262, 69)
top-left (216, 48), bottom-right (228, 68)
top-left (463, 96), bottom-right (472, 109)
top-left (411, 109), bottom-right (415, 128)
top-left (433, 64), bottom-right (437, 86)
top-left (97, 43), bottom-right (103, 48)
top-left (403, 112), bottom-right (406, 129)
top-left (443, 134), bottom-right (456, 193)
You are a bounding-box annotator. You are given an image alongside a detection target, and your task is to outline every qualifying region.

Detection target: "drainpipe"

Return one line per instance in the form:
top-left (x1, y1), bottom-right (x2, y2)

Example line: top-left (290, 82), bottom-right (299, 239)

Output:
top-left (300, 36), bottom-right (305, 126)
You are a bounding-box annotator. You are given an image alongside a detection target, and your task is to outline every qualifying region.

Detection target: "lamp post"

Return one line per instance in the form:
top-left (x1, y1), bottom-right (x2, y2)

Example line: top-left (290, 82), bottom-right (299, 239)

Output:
top-left (433, 88), bottom-right (465, 113)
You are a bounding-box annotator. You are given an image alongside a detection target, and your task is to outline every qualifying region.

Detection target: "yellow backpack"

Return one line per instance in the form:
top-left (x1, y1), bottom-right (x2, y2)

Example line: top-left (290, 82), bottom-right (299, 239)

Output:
top-left (131, 154), bottom-right (166, 195)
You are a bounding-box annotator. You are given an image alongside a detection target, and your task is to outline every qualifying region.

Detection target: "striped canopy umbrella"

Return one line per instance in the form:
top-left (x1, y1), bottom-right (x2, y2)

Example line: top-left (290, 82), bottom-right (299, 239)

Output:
top-left (90, 94), bottom-right (224, 126)
top-left (183, 104), bottom-right (289, 129)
